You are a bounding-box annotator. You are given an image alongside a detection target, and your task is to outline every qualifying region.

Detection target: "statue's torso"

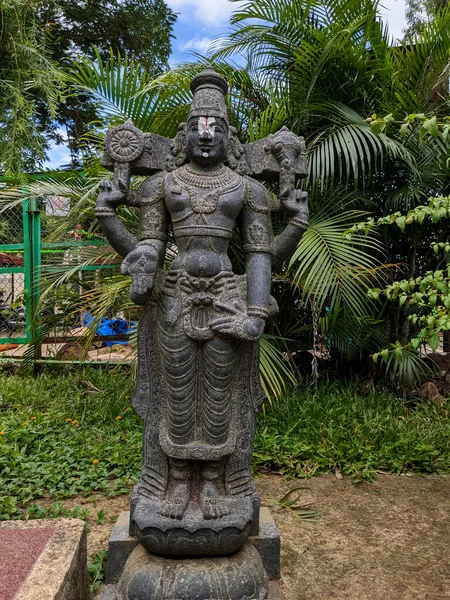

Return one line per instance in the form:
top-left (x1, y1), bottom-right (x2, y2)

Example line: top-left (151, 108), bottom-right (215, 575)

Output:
top-left (165, 165), bottom-right (245, 277)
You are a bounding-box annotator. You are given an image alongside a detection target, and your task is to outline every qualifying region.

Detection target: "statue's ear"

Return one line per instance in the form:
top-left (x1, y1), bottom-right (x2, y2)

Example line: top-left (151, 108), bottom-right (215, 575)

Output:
top-left (226, 126), bottom-right (249, 175)
top-left (167, 123), bottom-right (188, 171)
top-left (174, 123), bottom-right (187, 149)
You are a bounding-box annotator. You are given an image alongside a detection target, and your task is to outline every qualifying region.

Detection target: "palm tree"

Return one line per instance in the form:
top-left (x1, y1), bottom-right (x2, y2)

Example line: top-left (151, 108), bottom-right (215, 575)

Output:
top-left (3, 0), bottom-right (448, 380)
top-left (212, 0), bottom-right (450, 362)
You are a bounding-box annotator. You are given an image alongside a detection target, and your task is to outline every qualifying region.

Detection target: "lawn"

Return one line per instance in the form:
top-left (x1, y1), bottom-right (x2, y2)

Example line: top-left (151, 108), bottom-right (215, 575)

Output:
top-left (1, 366), bottom-right (449, 522)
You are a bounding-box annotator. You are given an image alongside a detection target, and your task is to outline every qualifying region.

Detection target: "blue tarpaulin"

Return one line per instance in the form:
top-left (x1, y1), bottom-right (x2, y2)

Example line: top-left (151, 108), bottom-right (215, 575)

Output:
top-left (83, 313), bottom-right (136, 345)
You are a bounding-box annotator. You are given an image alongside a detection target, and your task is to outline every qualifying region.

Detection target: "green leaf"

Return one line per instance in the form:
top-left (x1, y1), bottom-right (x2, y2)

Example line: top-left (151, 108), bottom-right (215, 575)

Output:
top-left (442, 125), bottom-right (450, 143)
top-left (369, 121), bottom-right (381, 135)
top-left (396, 216), bottom-right (406, 232)
top-left (399, 123), bottom-right (409, 137)
top-left (411, 338), bottom-right (421, 350)
top-left (422, 116), bottom-right (438, 138)
top-left (428, 333), bottom-right (440, 353)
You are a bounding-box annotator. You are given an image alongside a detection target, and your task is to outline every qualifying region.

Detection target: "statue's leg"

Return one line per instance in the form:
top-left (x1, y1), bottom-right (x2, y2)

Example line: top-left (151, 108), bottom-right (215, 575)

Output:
top-left (200, 460), bottom-right (230, 520)
top-left (202, 335), bottom-right (238, 447)
top-left (197, 336), bottom-right (238, 520)
top-left (225, 342), bottom-right (262, 500)
top-left (133, 305), bottom-right (169, 501)
top-left (158, 318), bottom-right (197, 446)
top-left (159, 458), bottom-right (193, 519)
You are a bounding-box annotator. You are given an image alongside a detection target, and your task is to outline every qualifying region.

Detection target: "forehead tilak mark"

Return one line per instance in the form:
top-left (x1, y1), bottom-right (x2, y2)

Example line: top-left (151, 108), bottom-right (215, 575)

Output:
top-left (198, 116), bottom-right (216, 137)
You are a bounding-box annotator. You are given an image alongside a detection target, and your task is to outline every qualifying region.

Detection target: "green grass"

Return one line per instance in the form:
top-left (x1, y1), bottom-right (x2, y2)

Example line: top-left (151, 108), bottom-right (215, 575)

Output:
top-left (255, 380), bottom-right (450, 481)
top-left (1, 368), bottom-right (449, 520)
top-left (0, 367), bottom-right (141, 519)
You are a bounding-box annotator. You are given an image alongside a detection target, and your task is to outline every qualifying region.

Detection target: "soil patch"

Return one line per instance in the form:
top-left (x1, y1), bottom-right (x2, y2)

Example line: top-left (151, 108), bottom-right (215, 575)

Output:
top-left (258, 473), bottom-right (450, 600)
top-left (48, 473), bottom-right (450, 599)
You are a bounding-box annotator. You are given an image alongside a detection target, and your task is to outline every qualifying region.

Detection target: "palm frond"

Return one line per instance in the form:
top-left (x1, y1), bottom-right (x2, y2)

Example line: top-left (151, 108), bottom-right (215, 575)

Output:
top-left (289, 211), bottom-right (384, 316)
top-left (260, 334), bottom-right (298, 400)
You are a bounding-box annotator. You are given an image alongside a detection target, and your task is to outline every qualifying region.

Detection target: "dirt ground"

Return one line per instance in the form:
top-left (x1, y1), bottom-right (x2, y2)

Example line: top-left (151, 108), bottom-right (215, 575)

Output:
top-left (61, 473), bottom-right (450, 600)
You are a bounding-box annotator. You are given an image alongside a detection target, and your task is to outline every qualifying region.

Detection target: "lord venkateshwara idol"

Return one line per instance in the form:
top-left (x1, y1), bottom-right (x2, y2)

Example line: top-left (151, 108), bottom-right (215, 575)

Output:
top-left (95, 67), bottom-right (309, 558)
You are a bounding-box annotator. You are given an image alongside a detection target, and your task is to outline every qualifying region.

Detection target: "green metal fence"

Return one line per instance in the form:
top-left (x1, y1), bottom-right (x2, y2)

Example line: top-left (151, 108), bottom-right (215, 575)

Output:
top-left (0, 199), bottom-right (40, 344)
top-left (0, 194), bottom-right (123, 355)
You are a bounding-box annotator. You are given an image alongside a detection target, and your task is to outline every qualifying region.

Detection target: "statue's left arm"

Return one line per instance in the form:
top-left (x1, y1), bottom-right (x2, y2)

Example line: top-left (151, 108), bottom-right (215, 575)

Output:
top-left (239, 179), bottom-right (274, 340)
top-left (209, 179), bottom-right (273, 341)
top-left (272, 190), bottom-right (309, 269)
top-left (264, 129), bottom-right (309, 269)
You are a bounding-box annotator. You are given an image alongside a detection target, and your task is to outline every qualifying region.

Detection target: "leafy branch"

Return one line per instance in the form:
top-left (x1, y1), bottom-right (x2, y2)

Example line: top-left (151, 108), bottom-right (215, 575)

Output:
top-left (366, 112), bottom-right (450, 143)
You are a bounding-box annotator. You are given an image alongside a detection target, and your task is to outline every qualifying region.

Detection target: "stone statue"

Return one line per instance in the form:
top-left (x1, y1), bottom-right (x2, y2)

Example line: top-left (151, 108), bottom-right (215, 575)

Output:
top-left (96, 67), bottom-right (308, 589)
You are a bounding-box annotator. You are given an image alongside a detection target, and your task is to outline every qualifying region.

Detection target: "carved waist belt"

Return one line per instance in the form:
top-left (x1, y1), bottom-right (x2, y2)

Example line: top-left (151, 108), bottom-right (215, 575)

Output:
top-left (173, 225), bottom-right (234, 239)
top-left (164, 270), bottom-right (237, 294)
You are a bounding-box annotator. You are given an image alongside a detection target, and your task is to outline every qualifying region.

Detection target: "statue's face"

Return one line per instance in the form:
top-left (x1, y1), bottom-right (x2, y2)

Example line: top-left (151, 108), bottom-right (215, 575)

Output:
top-left (186, 116), bottom-right (228, 166)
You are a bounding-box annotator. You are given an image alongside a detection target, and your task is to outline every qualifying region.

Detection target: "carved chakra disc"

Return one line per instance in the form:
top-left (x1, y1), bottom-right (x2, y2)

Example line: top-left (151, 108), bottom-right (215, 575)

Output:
top-left (105, 122), bottom-right (145, 163)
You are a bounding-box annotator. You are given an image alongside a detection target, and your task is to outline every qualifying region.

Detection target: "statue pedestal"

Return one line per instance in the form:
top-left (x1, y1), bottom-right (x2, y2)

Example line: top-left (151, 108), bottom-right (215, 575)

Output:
top-left (101, 508), bottom-right (284, 600)
top-left (131, 496), bottom-right (253, 556)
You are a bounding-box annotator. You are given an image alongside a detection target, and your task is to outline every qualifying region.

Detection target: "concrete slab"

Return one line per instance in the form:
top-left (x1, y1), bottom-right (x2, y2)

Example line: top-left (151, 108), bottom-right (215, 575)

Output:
top-left (0, 518), bottom-right (89, 600)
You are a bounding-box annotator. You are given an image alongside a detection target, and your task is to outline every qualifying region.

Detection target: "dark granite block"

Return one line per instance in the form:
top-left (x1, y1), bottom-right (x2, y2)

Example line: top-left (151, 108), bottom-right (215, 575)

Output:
top-left (105, 512), bottom-right (138, 585)
top-left (250, 507), bottom-right (281, 580)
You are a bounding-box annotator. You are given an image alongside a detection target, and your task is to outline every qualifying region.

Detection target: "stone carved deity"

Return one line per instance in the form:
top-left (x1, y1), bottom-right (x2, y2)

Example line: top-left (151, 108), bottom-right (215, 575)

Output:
top-left (96, 68), bottom-right (309, 558)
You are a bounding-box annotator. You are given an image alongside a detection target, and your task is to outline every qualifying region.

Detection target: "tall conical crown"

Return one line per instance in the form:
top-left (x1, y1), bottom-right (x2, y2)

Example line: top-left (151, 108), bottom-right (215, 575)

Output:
top-left (188, 67), bottom-right (229, 124)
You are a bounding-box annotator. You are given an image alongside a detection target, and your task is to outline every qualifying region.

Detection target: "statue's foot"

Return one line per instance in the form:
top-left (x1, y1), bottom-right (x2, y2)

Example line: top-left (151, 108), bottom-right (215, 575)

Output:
top-left (158, 481), bottom-right (190, 520)
top-left (200, 480), bottom-right (230, 520)
top-left (201, 497), bottom-right (231, 520)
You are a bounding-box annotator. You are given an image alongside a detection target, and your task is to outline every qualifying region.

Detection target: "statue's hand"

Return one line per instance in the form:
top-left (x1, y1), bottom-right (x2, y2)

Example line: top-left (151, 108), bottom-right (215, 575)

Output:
top-left (240, 316), bottom-right (265, 340)
top-left (97, 163), bottom-right (131, 209)
top-left (120, 245), bottom-right (158, 304)
top-left (210, 304), bottom-right (265, 341)
top-left (281, 189), bottom-right (309, 220)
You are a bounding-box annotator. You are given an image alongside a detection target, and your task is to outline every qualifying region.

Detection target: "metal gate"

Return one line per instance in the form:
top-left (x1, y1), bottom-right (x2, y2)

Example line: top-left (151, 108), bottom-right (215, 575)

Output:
top-left (0, 193), bottom-right (124, 356)
top-left (0, 198), bottom-right (40, 345)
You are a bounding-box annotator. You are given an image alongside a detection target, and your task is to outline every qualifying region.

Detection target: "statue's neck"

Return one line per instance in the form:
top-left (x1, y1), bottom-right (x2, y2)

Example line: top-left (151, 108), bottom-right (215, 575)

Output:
top-left (187, 162), bottom-right (224, 175)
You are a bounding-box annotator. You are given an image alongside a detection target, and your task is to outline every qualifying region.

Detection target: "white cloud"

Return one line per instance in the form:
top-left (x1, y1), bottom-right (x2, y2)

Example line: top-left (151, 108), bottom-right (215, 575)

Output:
top-left (44, 144), bottom-right (72, 170)
top-left (167, 0), bottom-right (242, 27)
top-left (180, 36), bottom-right (215, 53)
top-left (379, 0), bottom-right (407, 41)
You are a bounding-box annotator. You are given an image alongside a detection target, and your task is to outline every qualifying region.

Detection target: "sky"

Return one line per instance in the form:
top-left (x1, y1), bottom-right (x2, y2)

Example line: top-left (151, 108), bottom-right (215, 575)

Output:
top-left (45, 0), bottom-right (407, 169)
top-left (167, 0), bottom-right (408, 63)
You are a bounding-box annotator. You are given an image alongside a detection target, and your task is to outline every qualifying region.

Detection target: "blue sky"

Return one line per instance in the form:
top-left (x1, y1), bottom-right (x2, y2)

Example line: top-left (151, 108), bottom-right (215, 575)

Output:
top-left (167, 0), bottom-right (408, 63)
top-left (45, 0), bottom-right (407, 169)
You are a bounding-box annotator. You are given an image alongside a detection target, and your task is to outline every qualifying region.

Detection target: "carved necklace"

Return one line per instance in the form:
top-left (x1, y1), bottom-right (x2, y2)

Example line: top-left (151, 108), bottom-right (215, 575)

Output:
top-left (172, 164), bottom-right (241, 214)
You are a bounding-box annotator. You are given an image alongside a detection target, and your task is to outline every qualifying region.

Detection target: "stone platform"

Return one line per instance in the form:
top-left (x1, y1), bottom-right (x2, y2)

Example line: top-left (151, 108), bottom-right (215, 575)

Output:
top-left (101, 507), bottom-right (283, 600)
top-left (0, 518), bottom-right (89, 600)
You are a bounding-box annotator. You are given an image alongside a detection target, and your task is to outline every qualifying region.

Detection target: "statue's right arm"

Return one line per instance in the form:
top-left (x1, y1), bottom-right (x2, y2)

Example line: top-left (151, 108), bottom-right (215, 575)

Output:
top-left (135, 173), bottom-right (169, 266)
top-left (96, 171), bottom-right (169, 303)
top-left (95, 175), bottom-right (138, 258)
top-left (95, 170), bottom-right (169, 259)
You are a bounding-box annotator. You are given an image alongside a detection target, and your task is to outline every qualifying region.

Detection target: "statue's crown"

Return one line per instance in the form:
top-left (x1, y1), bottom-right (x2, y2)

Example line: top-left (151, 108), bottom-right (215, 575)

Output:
top-left (188, 67), bottom-right (229, 124)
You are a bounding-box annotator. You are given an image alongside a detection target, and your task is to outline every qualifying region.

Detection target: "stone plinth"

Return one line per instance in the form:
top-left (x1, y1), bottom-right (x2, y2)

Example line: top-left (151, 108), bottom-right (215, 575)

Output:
top-left (114, 542), bottom-right (268, 600)
top-left (102, 508), bottom-right (283, 600)
top-left (0, 518), bottom-right (89, 600)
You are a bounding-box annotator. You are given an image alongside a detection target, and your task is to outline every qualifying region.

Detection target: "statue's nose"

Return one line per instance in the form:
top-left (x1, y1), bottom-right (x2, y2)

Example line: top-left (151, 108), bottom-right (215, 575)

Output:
top-left (200, 130), bottom-right (212, 140)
